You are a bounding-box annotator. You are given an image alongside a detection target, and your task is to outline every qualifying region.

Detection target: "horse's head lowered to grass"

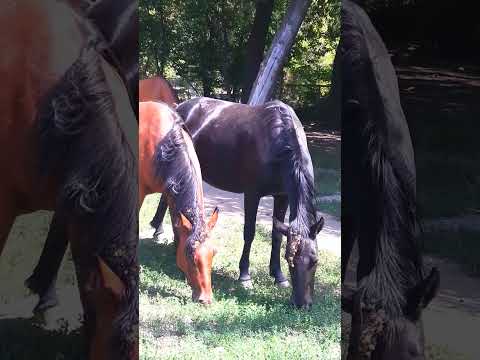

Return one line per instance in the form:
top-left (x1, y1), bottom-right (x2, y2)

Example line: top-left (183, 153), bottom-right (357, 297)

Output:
top-left (273, 212), bottom-right (324, 310)
top-left (343, 268), bottom-right (439, 360)
top-left (174, 208), bottom-right (219, 305)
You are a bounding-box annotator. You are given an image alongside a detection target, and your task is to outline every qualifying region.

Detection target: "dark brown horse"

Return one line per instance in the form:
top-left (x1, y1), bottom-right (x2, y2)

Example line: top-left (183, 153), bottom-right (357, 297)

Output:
top-left (1, 1), bottom-right (138, 359)
top-left (340, 1), bottom-right (439, 359)
top-left (139, 76), bottom-right (179, 106)
top-left (139, 101), bottom-right (219, 304)
top-left (151, 96), bottom-right (324, 309)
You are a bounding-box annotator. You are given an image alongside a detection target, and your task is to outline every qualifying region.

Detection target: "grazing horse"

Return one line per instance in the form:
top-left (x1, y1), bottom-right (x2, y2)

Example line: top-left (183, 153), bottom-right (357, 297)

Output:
top-left (26, 76), bottom-right (181, 311)
top-left (340, 1), bottom-right (439, 359)
top-left (25, 0), bottom-right (138, 312)
top-left (139, 101), bottom-right (219, 304)
top-left (1, 1), bottom-right (138, 359)
top-left (151, 97), bottom-right (324, 309)
top-left (139, 76), bottom-right (179, 106)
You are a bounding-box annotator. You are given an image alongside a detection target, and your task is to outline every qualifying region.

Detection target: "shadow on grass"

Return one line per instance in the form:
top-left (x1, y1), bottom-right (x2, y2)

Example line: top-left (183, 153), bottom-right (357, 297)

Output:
top-left (0, 318), bottom-right (86, 360)
top-left (139, 239), bottom-right (340, 326)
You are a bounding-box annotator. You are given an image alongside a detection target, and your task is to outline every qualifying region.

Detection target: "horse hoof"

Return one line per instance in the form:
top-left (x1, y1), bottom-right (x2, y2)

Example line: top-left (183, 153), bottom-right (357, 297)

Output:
top-left (275, 280), bottom-right (290, 288)
top-left (33, 297), bottom-right (59, 314)
top-left (239, 279), bottom-right (253, 289)
top-left (153, 229), bottom-right (164, 239)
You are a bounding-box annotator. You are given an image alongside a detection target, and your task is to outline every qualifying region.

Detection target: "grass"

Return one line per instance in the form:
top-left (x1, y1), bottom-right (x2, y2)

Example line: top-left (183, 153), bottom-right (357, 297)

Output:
top-left (139, 194), bottom-right (341, 360)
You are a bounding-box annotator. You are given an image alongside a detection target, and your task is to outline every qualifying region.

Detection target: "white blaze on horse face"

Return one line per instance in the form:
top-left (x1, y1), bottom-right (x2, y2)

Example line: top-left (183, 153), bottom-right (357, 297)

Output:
top-left (190, 100), bottom-right (233, 139)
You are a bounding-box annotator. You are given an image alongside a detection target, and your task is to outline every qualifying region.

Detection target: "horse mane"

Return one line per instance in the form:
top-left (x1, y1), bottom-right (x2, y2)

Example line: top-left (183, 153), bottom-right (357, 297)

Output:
top-left (342, 0), bottom-right (424, 334)
top-left (153, 115), bottom-right (204, 261)
top-left (36, 43), bottom-right (138, 356)
top-left (265, 101), bottom-right (317, 238)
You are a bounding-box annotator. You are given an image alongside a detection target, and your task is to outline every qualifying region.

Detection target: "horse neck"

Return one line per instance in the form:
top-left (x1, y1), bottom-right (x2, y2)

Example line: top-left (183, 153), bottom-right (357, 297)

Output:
top-left (183, 129), bottom-right (206, 226)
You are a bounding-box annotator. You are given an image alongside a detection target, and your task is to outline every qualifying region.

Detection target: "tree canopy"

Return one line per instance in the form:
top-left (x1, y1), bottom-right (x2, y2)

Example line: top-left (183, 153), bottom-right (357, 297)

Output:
top-left (140, 0), bottom-right (340, 108)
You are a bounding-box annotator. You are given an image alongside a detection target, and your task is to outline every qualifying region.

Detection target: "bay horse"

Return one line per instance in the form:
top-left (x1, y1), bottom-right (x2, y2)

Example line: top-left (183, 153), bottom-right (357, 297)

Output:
top-left (25, 0), bottom-right (138, 312)
top-left (139, 76), bottom-right (179, 106)
top-left (139, 101), bottom-right (219, 304)
top-left (151, 97), bottom-right (325, 309)
top-left (25, 76), bottom-right (180, 311)
top-left (340, 1), bottom-right (439, 359)
top-left (1, 1), bottom-right (138, 359)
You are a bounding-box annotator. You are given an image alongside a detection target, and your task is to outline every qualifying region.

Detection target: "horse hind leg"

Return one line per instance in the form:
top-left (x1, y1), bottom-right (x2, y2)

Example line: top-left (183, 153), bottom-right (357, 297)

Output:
top-left (25, 212), bottom-right (67, 313)
top-left (238, 193), bottom-right (260, 288)
top-left (270, 195), bottom-right (289, 287)
top-left (150, 194), bottom-right (168, 237)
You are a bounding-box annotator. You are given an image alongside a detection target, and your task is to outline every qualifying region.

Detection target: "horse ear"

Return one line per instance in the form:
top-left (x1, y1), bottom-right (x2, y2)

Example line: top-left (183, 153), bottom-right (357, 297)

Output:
top-left (407, 267), bottom-right (440, 318)
top-left (179, 212), bottom-right (193, 232)
top-left (96, 256), bottom-right (125, 301)
top-left (272, 217), bottom-right (289, 236)
top-left (208, 207), bottom-right (219, 230)
top-left (309, 216), bottom-right (324, 238)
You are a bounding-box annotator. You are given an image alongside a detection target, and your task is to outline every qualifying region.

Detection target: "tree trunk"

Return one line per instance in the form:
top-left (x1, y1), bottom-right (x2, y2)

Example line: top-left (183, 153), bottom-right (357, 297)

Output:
top-left (248, 0), bottom-right (312, 106)
top-left (241, 0), bottom-right (275, 103)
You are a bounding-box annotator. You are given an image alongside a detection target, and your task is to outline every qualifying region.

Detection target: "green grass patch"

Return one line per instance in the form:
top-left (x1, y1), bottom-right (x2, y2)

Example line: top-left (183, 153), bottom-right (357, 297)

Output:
top-left (139, 195), bottom-right (341, 359)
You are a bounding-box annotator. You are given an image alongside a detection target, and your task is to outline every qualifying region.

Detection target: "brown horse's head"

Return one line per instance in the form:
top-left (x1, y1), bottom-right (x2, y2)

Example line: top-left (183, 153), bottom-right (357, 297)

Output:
top-left (85, 256), bottom-right (138, 360)
top-left (174, 207), bottom-right (219, 304)
top-left (343, 268), bottom-right (440, 360)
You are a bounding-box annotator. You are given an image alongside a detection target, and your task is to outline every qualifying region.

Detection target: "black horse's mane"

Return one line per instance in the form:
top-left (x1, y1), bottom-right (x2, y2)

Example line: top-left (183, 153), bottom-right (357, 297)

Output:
top-left (153, 114), bottom-right (204, 261)
top-left (342, 0), bottom-right (424, 338)
top-left (265, 101), bottom-right (318, 238)
top-left (36, 43), bottom-right (138, 357)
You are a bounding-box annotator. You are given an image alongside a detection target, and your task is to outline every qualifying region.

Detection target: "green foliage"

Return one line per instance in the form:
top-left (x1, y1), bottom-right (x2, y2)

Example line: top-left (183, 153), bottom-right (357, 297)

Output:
top-left (140, 0), bottom-right (340, 107)
top-left (271, 0), bottom-right (340, 107)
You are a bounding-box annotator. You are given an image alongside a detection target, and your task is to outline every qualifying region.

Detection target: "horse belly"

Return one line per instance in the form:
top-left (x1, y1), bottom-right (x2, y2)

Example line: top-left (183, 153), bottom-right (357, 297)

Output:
top-left (195, 138), bottom-right (265, 193)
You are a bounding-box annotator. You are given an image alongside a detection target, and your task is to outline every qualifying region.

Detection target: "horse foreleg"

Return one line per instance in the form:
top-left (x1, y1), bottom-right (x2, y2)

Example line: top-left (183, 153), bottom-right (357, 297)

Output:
top-left (25, 212), bottom-right (67, 313)
top-left (150, 194), bottom-right (168, 237)
top-left (270, 195), bottom-right (289, 287)
top-left (238, 193), bottom-right (259, 288)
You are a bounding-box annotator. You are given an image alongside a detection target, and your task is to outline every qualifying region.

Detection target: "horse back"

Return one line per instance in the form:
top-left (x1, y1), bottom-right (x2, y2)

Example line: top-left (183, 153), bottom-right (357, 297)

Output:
top-left (0, 0), bottom-right (88, 209)
top-left (139, 101), bottom-right (178, 198)
top-left (176, 97), bottom-right (300, 192)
